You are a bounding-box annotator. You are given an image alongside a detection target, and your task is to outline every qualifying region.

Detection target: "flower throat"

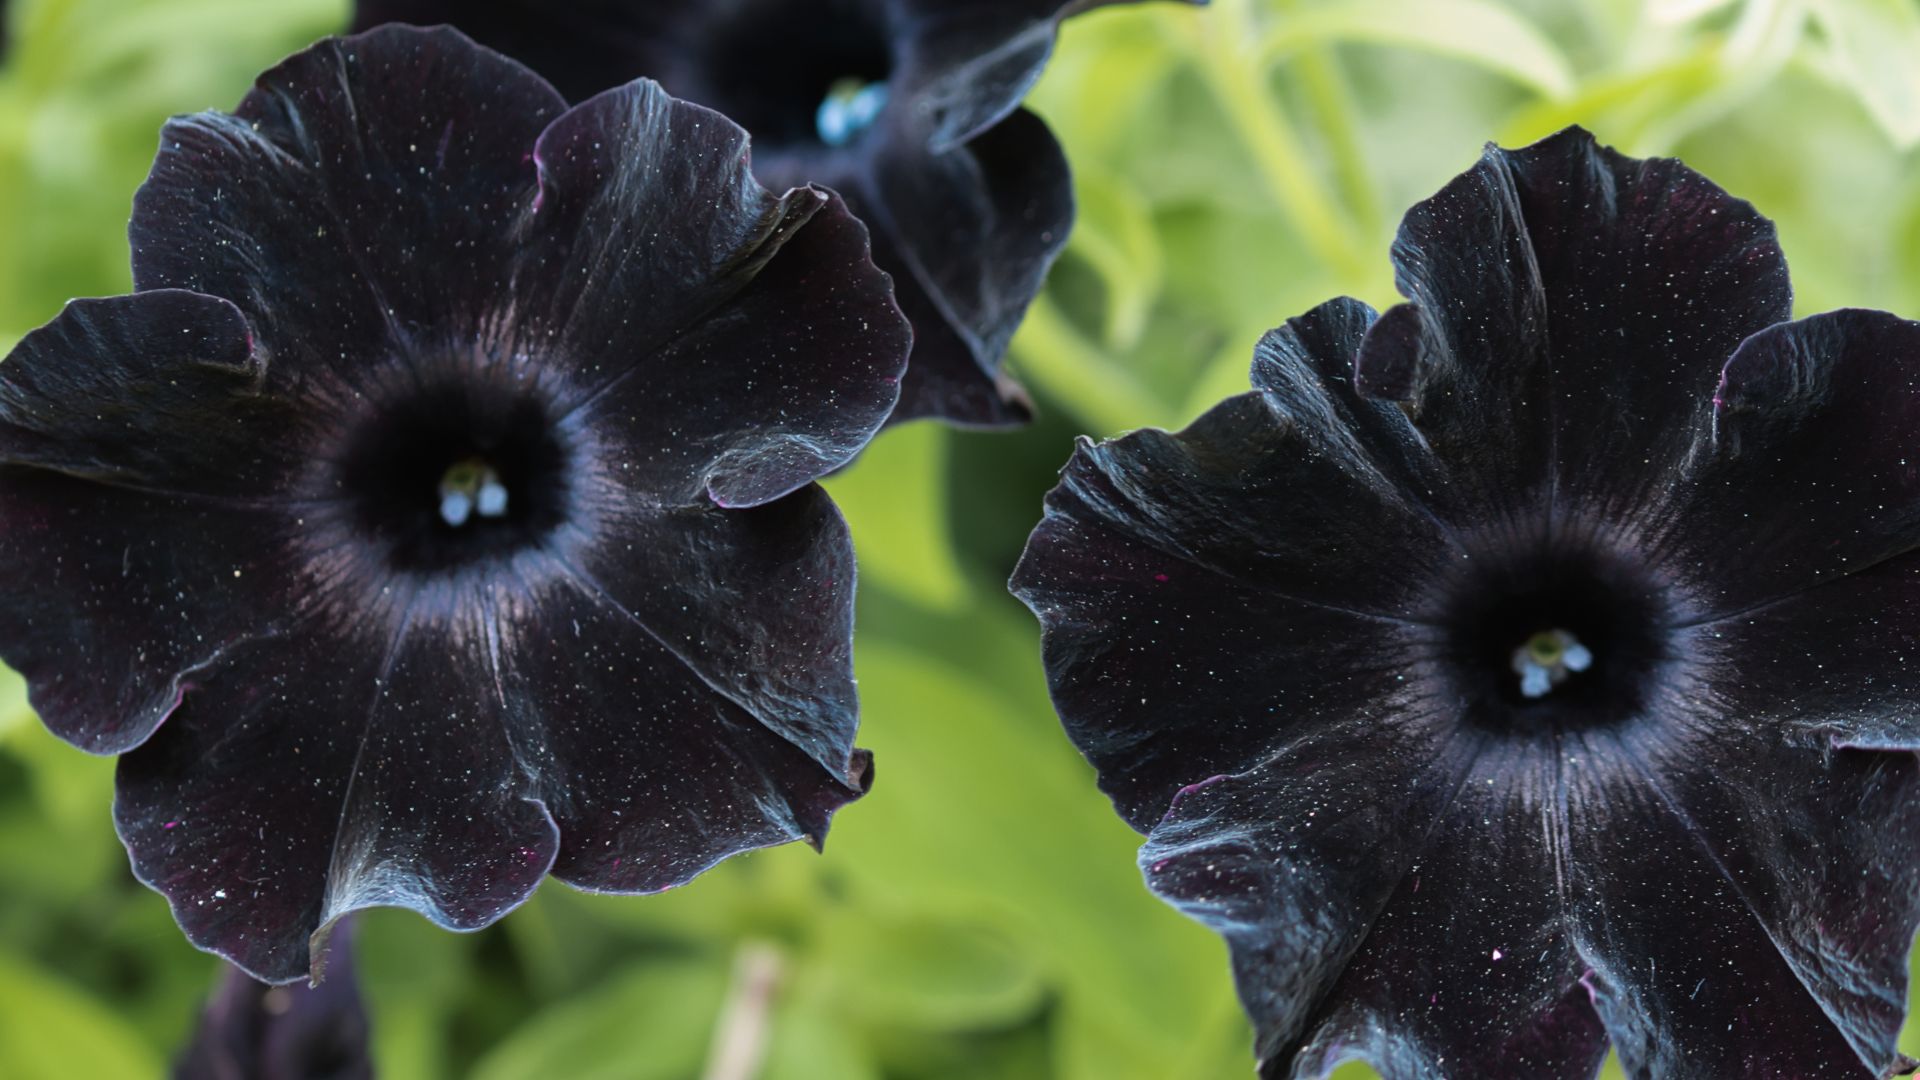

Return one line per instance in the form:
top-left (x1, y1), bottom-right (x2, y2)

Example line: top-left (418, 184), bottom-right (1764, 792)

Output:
top-left (1436, 537), bottom-right (1678, 735)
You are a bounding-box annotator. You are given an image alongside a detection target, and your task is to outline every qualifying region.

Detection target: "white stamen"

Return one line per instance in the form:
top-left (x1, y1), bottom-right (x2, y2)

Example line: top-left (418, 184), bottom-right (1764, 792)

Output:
top-left (816, 80), bottom-right (889, 147)
top-left (1518, 664), bottom-right (1552, 699)
top-left (476, 480), bottom-right (510, 518)
top-left (439, 491), bottom-right (473, 528)
top-left (1562, 642), bottom-right (1593, 672)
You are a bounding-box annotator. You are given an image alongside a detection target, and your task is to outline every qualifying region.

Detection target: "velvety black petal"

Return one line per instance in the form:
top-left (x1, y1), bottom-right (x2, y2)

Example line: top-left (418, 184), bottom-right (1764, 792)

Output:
top-left (1356, 126), bottom-right (1791, 517)
top-left (348, 1), bottom-right (680, 103)
top-left (0, 292), bottom-right (312, 754)
top-left (174, 920), bottom-right (373, 1080)
top-left (117, 612), bottom-right (559, 984)
top-left (863, 107), bottom-right (1068, 426)
top-left (1012, 300), bottom-right (1460, 828)
top-left (1147, 736), bottom-right (1608, 1080)
top-left (1700, 550), bottom-right (1920, 750)
top-left (1566, 736), bottom-right (1920, 1078)
top-left (501, 488), bottom-right (869, 892)
top-left (523, 79), bottom-right (906, 503)
top-left (1660, 309), bottom-right (1920, 617)
top-left (896, 0), bottom-right (1206, 150)
top-left (131, 26), bottom-right (565, 393)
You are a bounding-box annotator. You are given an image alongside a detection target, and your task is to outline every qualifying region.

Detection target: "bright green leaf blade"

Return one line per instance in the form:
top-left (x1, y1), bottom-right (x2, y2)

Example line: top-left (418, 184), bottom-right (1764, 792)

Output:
top-left (814, 907), bottom-right (1046, 1032)
top-left (823, 423), bottom-right (969, 612)
top-left (1065, 167), bottom-right (1164, 350)
top-left (829, 631), bottom-right (1237, 1078)
top-left (1260, 0), bottom-right (1576, 99)
top-left (0, 952), bottom-right (163, 1080)
top-left (469, 959), bottom-right (729, 1080)
top-left (762, 997), bottom-right (882, 1080)
top-left (1809, 0), bottom-right (1920, 147)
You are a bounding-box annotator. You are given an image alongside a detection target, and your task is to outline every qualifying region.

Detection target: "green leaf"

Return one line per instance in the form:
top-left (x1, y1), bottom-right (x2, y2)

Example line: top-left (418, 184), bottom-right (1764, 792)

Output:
top-left (469, 958), bottom-right (729, 1080)
top-left (357, 909), bottom-right (479, 1080)
top-left (0, 662), bottom-right (26, 739)
top-left (0, 952), bottom-right (162, 1080)
top-left (1259, 0), bottom-right (1576, 100)
top-left (1064, 167), bottom-right (1164, 351)
top-left (1648, 0), bottom-right (1738, 23)
top-left (823, 423), bottom-right (970, 612)
top-left (1809, 0), bottom-right (1920, 147)
top-left (814, 907), bottom-right (1046, 1032)
top-left (1028, 5), bottom-right (1195, 163)
top-left (762, 998), bottom-right (882, 1080)
top-left (826, 629), bottom-right (1237, 1079)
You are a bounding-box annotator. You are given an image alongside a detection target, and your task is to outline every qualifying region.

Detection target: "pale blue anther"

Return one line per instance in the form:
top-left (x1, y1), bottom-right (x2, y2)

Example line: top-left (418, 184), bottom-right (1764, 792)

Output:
top-left (476, 479), bottom-right (510, 519)
top-left (440, 491), bottom-right (474, 528)
top-left (816, 79), bottom-right (889, 147)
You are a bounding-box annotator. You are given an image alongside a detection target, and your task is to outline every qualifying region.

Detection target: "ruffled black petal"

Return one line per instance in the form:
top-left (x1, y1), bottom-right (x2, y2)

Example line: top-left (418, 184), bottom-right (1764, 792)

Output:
top-left (348, 0), bottom-right (680, 103)
top-left (501, 488), bottom-right (870, 893)
top-left (346, 0), bottom-right (1191, 426)
top-left (0, 292), bottom-right (308, 754)
top-left (1355, 126), bottom-right (1790, 518)
top-left (1142, 717), bottom-right (1610, 1080)
top-left (520, 81), bottom-right (907, 502)
top-left (1013, 299), bottom-right (1457, 829)
top-left (1662, 309), bottom-right (1920, 616)
top-left (116, 617), bottom-right (560, 982)
top-left (2, 26), bottom-right (902, 982)
top-left (1566, 733), bottom-right (1920, 1079)
top-left (131, 27), bottom-right (567, 386)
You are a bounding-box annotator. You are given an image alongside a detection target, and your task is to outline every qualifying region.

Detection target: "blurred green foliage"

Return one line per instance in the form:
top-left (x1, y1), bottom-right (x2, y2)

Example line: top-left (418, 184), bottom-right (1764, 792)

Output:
top-left (0, 0), bottom-right (1916, 1077)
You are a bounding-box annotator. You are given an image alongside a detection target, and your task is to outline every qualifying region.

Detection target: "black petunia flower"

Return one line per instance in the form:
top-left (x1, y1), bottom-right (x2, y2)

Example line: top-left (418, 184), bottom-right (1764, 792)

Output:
top-left (349, 0), bottom-right (1199, 428)
top-left (0, 26), bottom-right (908, 983)
top-left (175, 919), bottom-right (372, 1080)
top-left (1012, 127), bottom-right (1920, 1079)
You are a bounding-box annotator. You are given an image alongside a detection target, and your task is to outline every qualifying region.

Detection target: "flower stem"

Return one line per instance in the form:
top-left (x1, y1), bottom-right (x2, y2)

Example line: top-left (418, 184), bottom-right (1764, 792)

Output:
top-left (1187, 0), bottom-right (1371, 284)
top-left (1273, 0), bottom-right (1383, 240)
top-left (1011, 296), bottom-right (1173, 436)
top-left (701, 942), bottom-right (784, 1080)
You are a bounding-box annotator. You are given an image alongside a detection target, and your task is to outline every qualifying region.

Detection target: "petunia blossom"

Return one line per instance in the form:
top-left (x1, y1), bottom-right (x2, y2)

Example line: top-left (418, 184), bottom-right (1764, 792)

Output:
top-left (1012, 127), bottom-right (1920, 1079)
top-left (0, 26), bottom-right (908, 984)
top-left (174, 919), bottom-right (373, 1080)
top-left (350, 0), bottom-right (1200, 428)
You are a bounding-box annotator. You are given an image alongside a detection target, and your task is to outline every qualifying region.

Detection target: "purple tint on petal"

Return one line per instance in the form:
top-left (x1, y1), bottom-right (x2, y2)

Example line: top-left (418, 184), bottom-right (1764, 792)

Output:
top-left (519, 80), bottom-right (907, 504)
top-left (130, 27), bottom-right (566, 390)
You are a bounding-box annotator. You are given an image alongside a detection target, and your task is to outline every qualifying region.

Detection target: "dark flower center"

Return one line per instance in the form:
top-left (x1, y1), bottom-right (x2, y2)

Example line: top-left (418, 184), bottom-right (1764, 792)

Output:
top-left (692, 4), bottom-right (894, 150)
top-left (1435, 536), bottom-right (1677, 734)
top-left (336, 383), bottom-right (572, 573)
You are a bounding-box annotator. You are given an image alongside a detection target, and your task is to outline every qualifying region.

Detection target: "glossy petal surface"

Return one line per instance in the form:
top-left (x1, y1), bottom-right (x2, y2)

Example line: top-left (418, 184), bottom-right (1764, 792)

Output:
top-left (506, 489), bottom-right (869, 892)
top-left (1013, 302), bottom-right (1458, 828)
top-left (131, 27), bottom-right (567, 386)
top-left (524, 80), bottom-right (906, 502)
top-left (1356, 127), bottom-right (1790, 517)
top-left (1662, 309), bottom-right (1920, 615)
top-left (0, 292), bottom-right (307, 753)
top-left (1566, 735), bottom-right (1920, 1079)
